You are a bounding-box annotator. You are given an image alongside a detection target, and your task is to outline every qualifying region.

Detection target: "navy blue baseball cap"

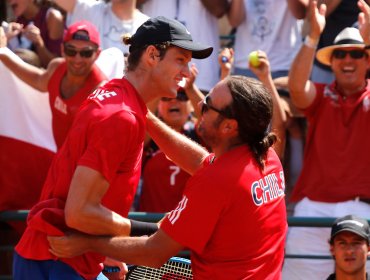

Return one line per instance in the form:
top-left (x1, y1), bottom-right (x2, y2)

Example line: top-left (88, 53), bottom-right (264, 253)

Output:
top-left (330, 215), bottom-right (370, 243)
top-left (129, 16), bottom-right (213, 59)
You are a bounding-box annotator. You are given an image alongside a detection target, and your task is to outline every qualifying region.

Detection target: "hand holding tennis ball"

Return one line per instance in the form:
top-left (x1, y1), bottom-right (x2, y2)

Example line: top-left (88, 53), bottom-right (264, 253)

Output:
top-left (248, 51), bottom-right (261, 67)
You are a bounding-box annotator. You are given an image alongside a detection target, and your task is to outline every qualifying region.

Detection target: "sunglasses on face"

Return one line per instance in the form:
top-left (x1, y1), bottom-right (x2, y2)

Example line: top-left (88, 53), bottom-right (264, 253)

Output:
top-left (161, 91), bottom-right (189, 102)
top-left (201, 95), bottom-right (233, 119)
top-left (64, 45), bottom-right (97, 58)
top-left (332, 49), bottom-right (367, 60)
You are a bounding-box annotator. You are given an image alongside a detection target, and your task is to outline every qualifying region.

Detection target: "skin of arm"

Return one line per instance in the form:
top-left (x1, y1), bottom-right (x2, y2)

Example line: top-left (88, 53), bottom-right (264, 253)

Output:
top-left (65, 166), bottom-right (131, 236)
top-left (288, 0), bottom-right (326, 109)
top-left (48, 228), bottom-right (183, 268)
top-left (183, 64), bottom-right (204, 118)
top-left (0, 30), bottom-right (59, 92)
top-left (227, 0), bottom-right (246, 28)
top-left (52, 0), bottom-right (77, 13)
top-left (23, 9), bottom-right (64, 68)
top-left (146, 111), bottom-right (209, 175)
top-left (218, 47), bottom-right (234, 81)
top-left (249, 51), bottom-right (287, 160)
top-left (358, 0), bottom-right (370, 45)
top-left (200, 0), bottom-right (230, 18)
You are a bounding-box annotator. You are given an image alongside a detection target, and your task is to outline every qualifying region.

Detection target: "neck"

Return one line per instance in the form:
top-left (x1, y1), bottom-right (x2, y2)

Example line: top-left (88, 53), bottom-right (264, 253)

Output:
top-left (212, 137), bottom-right (244, 159)
top-left (335, 269), bottom-right (367, 280)
top-left (125, 70), bottom-right (159, 104)
top-left (111, 0), bottom-right (136, 20)
top-left (336, 80), bottom-right (367, 97)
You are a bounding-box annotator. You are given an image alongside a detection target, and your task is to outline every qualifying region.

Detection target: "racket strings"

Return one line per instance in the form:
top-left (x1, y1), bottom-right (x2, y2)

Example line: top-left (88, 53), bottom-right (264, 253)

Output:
top-left (128, 260), bottom-right (192, 279)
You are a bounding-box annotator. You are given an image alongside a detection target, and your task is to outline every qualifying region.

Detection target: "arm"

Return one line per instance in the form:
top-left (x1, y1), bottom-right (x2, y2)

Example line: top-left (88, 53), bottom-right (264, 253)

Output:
top-left (227, 0), bottom-right (246, 28)
top-left (183, 64), bottom-right (204, 118)
top-left (287, 0), bottom-right (309, 19)
top-left (249, 51), bottom-right (287, 160)
top-left (65, 166), bottom-right (132, 236)
top-left (358, 0), bottom-right (370, 44)
top-left (52, 0), bottom-right (77, 13)
top-left (289, 0), bottom-right (326, 109)
top-left (0, 29), bottom-right (56, 92)
top-left (146, 111), bottom-right (209, 175)
top-left (24, 9), bottom-right (64, 67)
top-left (200, 0), bottom-right (230, 18)
top-left (218, 47), bottom-right (234, 81)
top-left (48, 229), bottom-right (183, 268)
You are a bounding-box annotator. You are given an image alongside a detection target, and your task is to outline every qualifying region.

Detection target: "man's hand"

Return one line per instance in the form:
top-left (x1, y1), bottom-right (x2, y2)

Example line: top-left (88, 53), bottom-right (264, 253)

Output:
top-left (358, 0), bottom-right (370, 44)
top-left (47, 233), bottom-right (91, 258)
top-left (248, 50), bottom-right (271, 82)
top-left (103, 257), bottom-right (128, 280)
top-left (183, 64), bottom-right (198, 91)
top-left (306, 0), bottom-right (327, 40)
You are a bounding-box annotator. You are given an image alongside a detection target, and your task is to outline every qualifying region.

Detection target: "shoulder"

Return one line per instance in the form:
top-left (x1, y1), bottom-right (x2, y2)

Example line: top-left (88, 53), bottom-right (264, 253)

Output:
top-left (46, 58), bottom-right (64, 75)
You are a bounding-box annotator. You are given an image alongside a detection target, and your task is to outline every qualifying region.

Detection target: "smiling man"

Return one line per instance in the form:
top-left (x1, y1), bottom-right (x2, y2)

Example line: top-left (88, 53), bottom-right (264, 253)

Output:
top-left (13, 16), bottom-right (212, 280)
top-left (282, 0), bottom-right (370, 279)
top-left (328, 215), bottom-right (370, 280)
top-left (0, 20), bottom-right (107, 149)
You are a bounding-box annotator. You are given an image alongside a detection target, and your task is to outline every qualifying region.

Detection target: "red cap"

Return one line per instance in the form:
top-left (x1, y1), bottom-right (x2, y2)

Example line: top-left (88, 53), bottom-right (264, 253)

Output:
top-left (63, 20), bottom-right (100, 47)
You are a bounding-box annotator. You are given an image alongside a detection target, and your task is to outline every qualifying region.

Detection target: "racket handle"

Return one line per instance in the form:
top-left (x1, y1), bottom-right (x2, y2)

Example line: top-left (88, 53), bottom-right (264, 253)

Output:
top-left (102, 266), bottom-right (121, 273)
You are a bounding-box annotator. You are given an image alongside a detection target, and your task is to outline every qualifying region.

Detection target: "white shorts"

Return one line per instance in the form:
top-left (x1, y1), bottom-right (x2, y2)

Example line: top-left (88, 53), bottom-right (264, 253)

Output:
top-left (282, 197), bottom-right (370, 280)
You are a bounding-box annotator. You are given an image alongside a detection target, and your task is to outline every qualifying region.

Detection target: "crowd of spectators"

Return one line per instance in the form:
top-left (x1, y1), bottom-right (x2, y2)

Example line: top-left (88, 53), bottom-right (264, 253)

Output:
top-left (1, 0), bottom-right (370, 279)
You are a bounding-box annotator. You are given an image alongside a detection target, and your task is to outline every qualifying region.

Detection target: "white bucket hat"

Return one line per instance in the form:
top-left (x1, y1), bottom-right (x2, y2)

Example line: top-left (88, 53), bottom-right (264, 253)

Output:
top-left (316, 27), bottom-right (368, 66)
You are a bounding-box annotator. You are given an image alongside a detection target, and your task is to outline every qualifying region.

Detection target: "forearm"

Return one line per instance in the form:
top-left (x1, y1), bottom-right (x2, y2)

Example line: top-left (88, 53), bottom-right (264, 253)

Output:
top-left (0, 48), bottom-right (47, 91)
top-left (259, 75), bottom-right (286, 159)
top-left (146, 111), bottom-right (208, 175)
top-left (288, 39), bottom-right (318, 108)
top-left (227, 0), bottom-right (246, 27)
top-left (185, 84), bottom-right (203, 118)
top-left (67, 203), bottom-right (132, 236)
top-left (287, 0), bottom-right (308, 19)
top-left (52, 0), bottom-right (76, 12)
top-left (90, 230), bottom-right (182, 268)
top-left (35, 44), bottom-right (57, 68)
top-left (200, 0), bottom-right (229, 18)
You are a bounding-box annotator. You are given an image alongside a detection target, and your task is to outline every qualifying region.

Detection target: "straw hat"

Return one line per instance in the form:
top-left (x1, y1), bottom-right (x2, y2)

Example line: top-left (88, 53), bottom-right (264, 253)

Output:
top-left (316, 27), bottom-right (368, 66)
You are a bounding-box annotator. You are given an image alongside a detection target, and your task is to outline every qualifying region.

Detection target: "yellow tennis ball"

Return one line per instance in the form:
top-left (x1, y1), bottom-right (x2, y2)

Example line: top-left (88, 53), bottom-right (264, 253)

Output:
top-left (249, 51), bottom-right (261, 67)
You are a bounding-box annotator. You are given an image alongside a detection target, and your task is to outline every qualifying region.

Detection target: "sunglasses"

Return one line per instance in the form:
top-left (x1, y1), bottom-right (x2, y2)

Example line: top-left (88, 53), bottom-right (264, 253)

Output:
top-left (332, 49), bottom-right (367, 60)
top-left (161, 91), bottom-right (189, 102)
top-left (201, 95), bottom-right (233, 119)
top-left (64, 45), bottom-right (97, 58)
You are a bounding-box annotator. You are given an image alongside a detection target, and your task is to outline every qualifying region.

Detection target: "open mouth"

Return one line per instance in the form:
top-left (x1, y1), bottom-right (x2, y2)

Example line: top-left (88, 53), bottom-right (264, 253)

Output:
top-left (169, 108), bottom-right (180, 113)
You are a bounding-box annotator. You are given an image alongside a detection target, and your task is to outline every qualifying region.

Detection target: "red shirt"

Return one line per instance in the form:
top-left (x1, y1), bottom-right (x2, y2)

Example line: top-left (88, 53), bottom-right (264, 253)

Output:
top-left (161, 145), bottom-right (287, 280)
top-left (47, 62), bottom-right (107, 149)
top-left (16, 78), bottom-right (147, 280)
top-left (291, 81), bottom-right (370, 202)
top-left (138, 150), bottom-right (190, 212)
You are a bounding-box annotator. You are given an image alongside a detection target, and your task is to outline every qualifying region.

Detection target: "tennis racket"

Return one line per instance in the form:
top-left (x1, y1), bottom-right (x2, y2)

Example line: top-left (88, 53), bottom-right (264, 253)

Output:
top-left (126, 257), bottom-right (193, 280)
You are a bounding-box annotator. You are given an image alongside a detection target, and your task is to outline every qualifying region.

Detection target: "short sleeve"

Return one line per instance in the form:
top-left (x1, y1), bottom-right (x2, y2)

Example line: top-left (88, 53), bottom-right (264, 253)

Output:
top-left (78, 110), bottom-right (141, 183)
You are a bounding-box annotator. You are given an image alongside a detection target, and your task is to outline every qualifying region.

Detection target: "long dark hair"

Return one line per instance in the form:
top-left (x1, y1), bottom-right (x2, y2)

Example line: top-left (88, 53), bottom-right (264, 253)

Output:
top-left (226, 75), bottom-right (277, 169)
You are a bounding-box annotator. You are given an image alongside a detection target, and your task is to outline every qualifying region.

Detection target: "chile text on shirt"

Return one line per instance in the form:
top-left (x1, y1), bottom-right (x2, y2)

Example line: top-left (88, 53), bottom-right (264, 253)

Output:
top-left (252, 171), bottom-right (285, 206)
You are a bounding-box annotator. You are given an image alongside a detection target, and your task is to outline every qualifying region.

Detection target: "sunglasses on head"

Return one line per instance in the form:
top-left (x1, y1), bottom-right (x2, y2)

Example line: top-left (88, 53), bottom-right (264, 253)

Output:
top-left (201, 95), bottom-right (233, 119)
top-left (332, 49), bottom-right (367, 60)
top-left (161, 90), bottom-right (189, 102)
top-left (64, 45), bottom-right (97, 58)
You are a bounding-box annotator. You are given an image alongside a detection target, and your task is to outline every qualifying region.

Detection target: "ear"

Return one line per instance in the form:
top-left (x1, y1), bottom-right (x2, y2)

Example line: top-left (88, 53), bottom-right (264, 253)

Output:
top-left (145, 45), bottom-right (159, 65)
top-left (221, 119), bottom-right (238, 135)
top-left (94, 48), bottom-right (102, 60)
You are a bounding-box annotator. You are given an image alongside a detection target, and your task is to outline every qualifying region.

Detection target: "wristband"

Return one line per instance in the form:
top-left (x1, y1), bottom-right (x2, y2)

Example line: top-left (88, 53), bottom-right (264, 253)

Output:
top-left (130, 219), bottom-right (158, 237)
top-left (304, 36), bottom-right (318, 49)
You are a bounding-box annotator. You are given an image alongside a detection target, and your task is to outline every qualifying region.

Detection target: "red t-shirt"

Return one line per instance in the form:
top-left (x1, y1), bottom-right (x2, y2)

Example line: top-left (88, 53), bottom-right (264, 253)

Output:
top-left (291, 80), bottom-right (370, 202)
top-left (16, 78), bottom-right (147, 280)
top-left (161, 146), bottom-right (287, 280)
top-left (47, 62), bottom-right (107, 149)
top-left (138, 150), bottom-right (190, 212)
